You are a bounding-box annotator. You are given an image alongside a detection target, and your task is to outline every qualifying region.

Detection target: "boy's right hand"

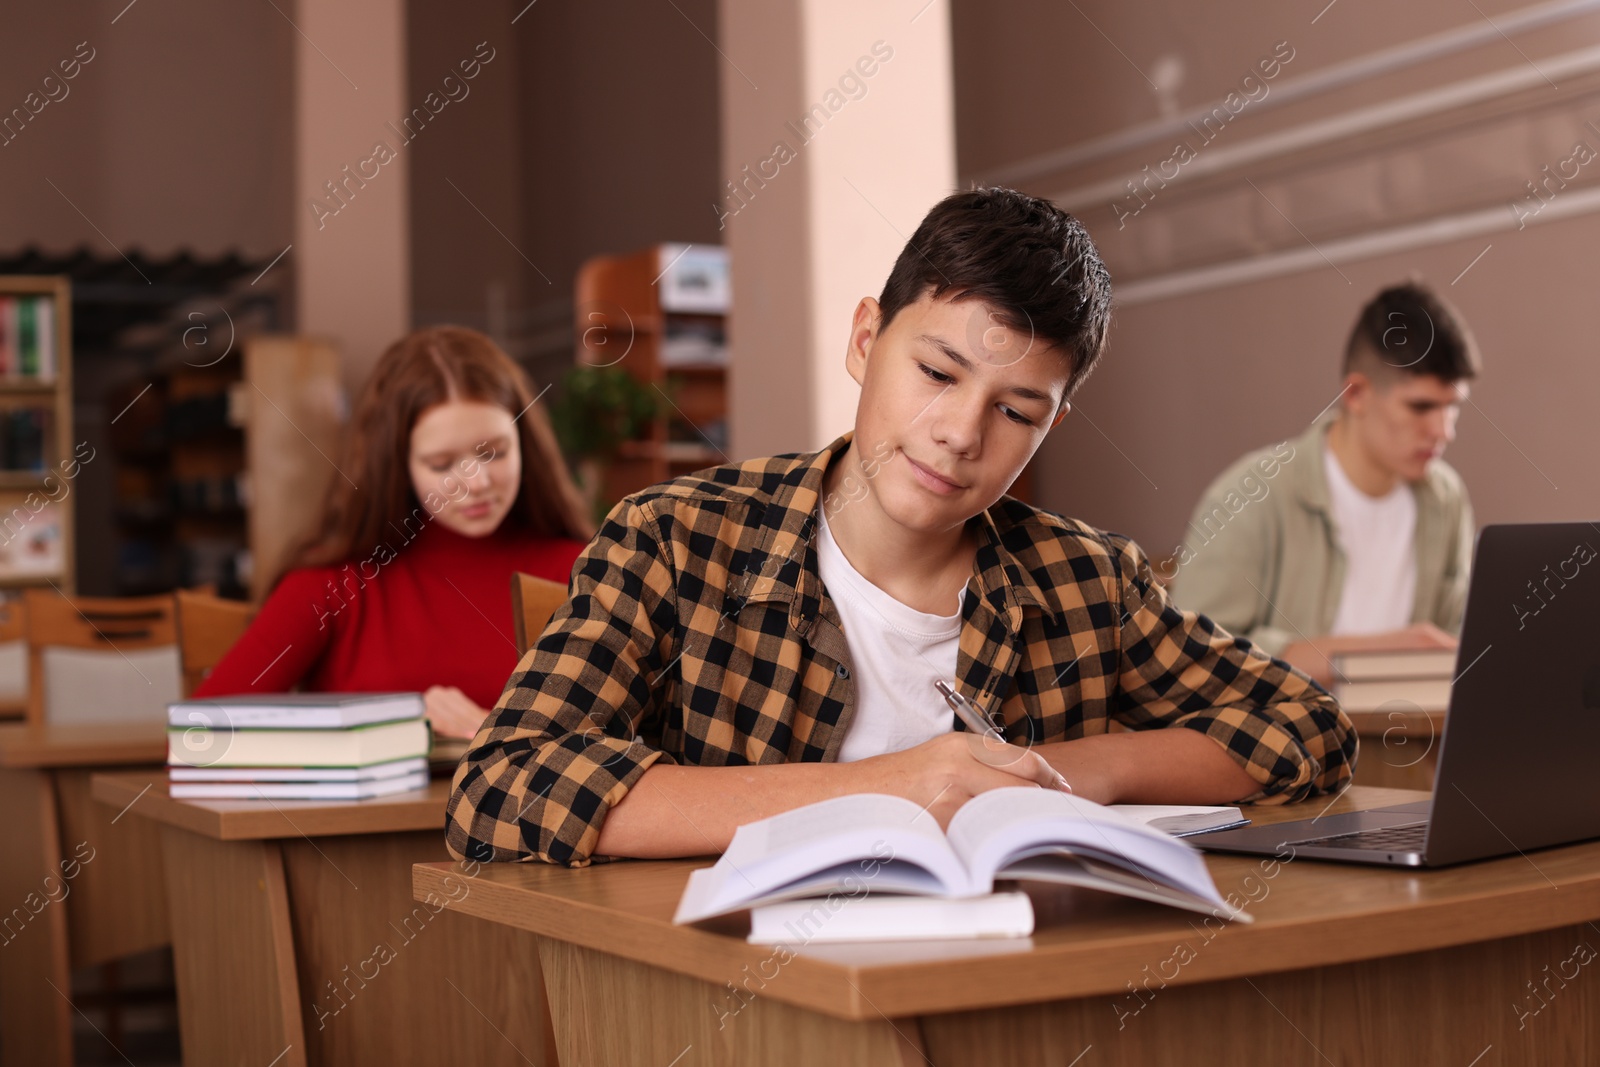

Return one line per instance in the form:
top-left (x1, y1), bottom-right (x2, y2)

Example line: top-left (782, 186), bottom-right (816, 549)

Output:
top-left (863, 732), bottom-right (1065, 828)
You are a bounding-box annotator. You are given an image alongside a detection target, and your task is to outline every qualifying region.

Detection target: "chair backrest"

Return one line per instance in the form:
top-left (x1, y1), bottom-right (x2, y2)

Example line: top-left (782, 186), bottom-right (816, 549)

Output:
top-left (511, 573), bottom-right (569, 657)
top-left (24, 590), bottom-right (183, 728)
top-left (175, 589), bottom-right (257, 697)
top-left (0, 597), bottom-right (26, 720)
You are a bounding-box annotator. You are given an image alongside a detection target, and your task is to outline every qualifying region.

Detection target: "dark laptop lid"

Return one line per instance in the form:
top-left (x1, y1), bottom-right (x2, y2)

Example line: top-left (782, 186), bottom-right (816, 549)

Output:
top-left (1426, 523), bottom-right (1600, 865)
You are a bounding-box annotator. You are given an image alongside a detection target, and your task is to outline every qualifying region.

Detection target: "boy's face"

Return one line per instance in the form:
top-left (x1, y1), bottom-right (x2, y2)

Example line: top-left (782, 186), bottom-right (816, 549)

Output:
top-left (1344, 371), bottom-right (1466, 484)
top-left (843, 290), bottom-right (1072, 535)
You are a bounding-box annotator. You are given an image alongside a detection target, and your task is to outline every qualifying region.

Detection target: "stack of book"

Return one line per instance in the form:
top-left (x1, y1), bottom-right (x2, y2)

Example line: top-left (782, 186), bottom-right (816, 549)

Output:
top-left (165, 692), bottom-right (431, 800)
top-left (1330, 648), bottom-right (1456, 712)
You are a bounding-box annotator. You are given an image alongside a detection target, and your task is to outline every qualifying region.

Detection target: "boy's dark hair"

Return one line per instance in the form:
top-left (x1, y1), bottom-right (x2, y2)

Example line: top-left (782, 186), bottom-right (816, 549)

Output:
top-left (1344, 283), bottom-right (1480, 383)
top-left (876, 187), bottom-right (1113, 398)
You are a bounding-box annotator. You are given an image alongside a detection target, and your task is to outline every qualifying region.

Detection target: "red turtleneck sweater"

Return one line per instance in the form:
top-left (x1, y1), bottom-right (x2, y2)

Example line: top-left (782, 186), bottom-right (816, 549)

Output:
top-left (195, 522), bottom-right (587, 708)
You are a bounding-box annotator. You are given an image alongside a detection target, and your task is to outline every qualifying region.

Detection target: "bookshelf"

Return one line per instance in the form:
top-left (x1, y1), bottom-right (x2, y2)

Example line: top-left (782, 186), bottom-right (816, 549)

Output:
top-left (565, 247), bottom-right (1035, 508)
top-left (106, 335), bottom-right (342, 601)
top-left (0, 276), bottom-right (74, 593)
top-left (572, 244), bottom-right (728, 504)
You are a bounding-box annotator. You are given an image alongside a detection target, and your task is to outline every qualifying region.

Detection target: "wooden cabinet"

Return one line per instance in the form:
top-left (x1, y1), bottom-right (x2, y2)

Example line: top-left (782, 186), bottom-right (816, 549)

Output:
top-left (573, 244), bottom-right (728, 503)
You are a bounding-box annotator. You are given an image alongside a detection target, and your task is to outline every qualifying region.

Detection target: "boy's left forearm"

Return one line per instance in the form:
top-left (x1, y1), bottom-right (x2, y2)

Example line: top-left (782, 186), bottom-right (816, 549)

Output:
top-left (1034, 730), bottom-right (1262, 806)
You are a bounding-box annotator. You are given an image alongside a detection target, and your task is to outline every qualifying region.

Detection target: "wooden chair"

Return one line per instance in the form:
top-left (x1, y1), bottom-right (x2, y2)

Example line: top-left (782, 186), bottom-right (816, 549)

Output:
top-left (174, 589), bottom-right (256, 697)
top-left (23, 589), bottom-right (182, 729)
top-left (511, 573), bottom-right (569, 656)
top-left (0, 597), bottom-right (27, 720)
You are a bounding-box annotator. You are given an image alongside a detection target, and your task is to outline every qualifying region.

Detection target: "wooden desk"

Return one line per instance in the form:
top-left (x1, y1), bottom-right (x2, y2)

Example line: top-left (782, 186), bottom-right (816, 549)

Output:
top-left (416, 785), bottom-right (1600, 1066)
top-left (92, 771), bottom-right (554, 1067)
top-left (1347, 707), bottom-right (1445, 791)
top-left (0, 724), bottom-right (169, 1067)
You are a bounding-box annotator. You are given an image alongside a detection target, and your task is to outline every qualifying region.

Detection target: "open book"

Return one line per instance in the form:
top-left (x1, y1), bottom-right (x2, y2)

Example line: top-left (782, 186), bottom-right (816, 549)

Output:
top-left (674, 787), bottom-right (1251, 927)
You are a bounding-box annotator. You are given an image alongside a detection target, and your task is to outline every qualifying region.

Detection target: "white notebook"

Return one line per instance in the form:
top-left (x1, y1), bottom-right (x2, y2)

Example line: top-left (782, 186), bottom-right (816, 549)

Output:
top-left (748, 891), bottom-right (1034, 944)
top-left (167, 771), bottom-right (429, 801)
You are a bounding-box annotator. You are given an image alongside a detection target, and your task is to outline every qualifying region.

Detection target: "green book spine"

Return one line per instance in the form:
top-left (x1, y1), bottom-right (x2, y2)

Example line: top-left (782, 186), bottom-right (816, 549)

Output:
top-left (16, 298), bottom-right (36, 378)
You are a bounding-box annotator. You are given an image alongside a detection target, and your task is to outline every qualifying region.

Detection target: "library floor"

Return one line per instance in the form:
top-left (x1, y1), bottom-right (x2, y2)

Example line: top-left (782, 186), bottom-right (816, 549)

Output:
top-left (66, 948), bottom-right (182, 1067)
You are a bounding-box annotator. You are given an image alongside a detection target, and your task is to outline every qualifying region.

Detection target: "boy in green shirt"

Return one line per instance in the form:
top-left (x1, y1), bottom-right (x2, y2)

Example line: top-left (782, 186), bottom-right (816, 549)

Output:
top-left (1177, 284), bottom-right (1477, 685)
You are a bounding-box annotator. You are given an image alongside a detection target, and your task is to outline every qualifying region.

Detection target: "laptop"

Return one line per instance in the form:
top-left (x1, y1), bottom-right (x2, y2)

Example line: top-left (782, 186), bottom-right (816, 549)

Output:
top-left (1190, 522), bottom-right (1600, 867)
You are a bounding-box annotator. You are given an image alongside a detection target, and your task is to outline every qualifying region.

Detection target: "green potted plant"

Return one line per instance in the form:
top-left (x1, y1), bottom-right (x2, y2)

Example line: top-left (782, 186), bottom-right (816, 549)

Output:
top-left (550, 365), bottom-right (666, 520)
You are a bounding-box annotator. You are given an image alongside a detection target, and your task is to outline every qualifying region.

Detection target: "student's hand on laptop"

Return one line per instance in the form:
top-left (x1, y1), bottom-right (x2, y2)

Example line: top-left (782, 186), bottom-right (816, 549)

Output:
top-left (1281, 622), bottom-right (1457, 687)
top-left (424, 685), bottom-right (492, 740)
top-left (865, 733), bottom-right (1066, 829)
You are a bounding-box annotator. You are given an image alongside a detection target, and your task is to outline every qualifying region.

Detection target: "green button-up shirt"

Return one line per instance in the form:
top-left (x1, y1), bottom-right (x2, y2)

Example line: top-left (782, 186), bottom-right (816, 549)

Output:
top-left (1174, 419), bottom-right (1474, 656)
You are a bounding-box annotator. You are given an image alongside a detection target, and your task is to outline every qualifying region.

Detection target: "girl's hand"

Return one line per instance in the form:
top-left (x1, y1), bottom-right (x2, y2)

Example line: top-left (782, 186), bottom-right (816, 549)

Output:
top-left (423, 685), bottom-right (491, 740)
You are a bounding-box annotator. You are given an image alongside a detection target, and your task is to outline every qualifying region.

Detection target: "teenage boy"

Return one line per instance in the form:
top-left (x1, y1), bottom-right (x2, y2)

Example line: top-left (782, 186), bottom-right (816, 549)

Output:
top-left (448, 188), bottom-right (1353, 867)
top-left (1176, 283), bottom-right (1478, 686)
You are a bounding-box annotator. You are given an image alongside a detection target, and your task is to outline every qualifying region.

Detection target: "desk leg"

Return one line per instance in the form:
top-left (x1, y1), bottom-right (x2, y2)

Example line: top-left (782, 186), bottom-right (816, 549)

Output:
top-left (53, 767), bottom-right (169, 969)
top-left (278, 832), bottom-right (556, 1067)
top-left (159, 827), bottom-right (307, 1067)
top-left (536, 937), bottom-right (927, 1067)
top-left (0, 767), bottom-right (72, 1067)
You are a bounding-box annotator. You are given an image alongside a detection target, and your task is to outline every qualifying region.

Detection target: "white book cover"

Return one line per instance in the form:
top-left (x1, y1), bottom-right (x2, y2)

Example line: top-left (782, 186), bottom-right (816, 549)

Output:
top-left (168, 771), bottom-right (429, 801)
top-left (1330, 647), bottom-right (1456, 681)
top-left (167, 757), bottom-right (427, 783)
top-left (748, 891), bottom-right (1035, 944)
top-left (1333, 676), bottom-right (1451, 712)
top-left (167, 691), bottom-right (424, 730)
top-left (167, 717), bottom-right (431, 769)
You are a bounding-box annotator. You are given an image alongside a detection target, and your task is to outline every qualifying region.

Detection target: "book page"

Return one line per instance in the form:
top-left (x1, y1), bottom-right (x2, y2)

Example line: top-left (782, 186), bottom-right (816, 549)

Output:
top-left (673, 793), bottom-right (971, 924)
top-left (945, 788), bottom-right (1228, 908)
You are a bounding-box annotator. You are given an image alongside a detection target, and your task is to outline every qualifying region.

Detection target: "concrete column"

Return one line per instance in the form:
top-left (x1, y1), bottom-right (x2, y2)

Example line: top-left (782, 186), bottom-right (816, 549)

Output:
top-left (719, 0), bottom-right (956, 458)
top-left (292, 0), bottom-right (410, 393)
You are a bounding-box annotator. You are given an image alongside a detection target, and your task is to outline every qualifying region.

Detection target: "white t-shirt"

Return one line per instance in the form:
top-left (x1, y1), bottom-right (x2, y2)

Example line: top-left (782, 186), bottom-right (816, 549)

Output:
top-left (1324, 445), bottom-right (1417, 635)
top-left (816, 509), bottom-right (964, 762)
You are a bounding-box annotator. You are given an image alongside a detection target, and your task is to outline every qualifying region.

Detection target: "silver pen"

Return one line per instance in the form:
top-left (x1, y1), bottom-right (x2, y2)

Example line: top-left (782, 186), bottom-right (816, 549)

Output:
top-left (934, 679), bottom-right (1072, 792)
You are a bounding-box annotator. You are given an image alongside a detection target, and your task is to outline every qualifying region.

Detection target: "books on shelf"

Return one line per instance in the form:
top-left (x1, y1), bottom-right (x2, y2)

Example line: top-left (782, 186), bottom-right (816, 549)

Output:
top-left (1331, 647), bottom-right (1455, 712)
top-left (674, 789), bottom-right (1251, 941)
top-left (0, 407), bottom-right (51, 472)
top-left (167, 692), bottom-right (431, 800)
top-left (656, 244), bottom-right (729, 314)
top-left (0, 295), bottom-right (55, 380)
top-left (0, 496), bottom-right (64, 578)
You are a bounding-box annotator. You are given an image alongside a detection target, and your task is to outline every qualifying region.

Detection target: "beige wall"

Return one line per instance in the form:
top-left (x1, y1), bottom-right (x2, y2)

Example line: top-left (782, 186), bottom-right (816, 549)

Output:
top-left (952, 0), bottom-right (1600, 558)
top-left (406, 0), bottom-right (723, 388)
top-left (0, 1), bottom-right (292, 257)
top-left (721, 0), bottom-right (957, 458)
top-left (293, 0), bottom-right (411, 391)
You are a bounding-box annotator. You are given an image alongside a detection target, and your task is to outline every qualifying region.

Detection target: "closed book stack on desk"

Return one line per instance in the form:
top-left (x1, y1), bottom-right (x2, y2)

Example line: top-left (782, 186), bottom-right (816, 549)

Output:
top-left (1330, 648), bottom-right (1456, 711)
top-left (165, 692), bottom-right (430, 799)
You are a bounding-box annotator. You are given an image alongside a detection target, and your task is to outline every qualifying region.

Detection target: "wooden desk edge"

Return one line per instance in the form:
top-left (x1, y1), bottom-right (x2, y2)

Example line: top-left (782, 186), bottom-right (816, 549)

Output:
top-left (0, 724), bottom-right (167, 769)
top-left (91, 770), bottom-right (453, 841)
top-left (409, 787), bottom-right (1600, 1020)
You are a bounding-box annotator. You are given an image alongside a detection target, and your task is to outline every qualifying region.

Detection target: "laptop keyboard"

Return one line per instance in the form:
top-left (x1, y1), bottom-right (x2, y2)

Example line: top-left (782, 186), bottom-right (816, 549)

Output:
top-left (1294, 822), bottom-right (1428, 852)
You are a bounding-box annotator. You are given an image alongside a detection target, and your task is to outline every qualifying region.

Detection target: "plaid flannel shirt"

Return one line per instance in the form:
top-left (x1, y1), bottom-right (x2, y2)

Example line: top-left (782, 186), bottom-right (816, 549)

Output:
top-left (446, 434), bottom-right (1356, 867)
